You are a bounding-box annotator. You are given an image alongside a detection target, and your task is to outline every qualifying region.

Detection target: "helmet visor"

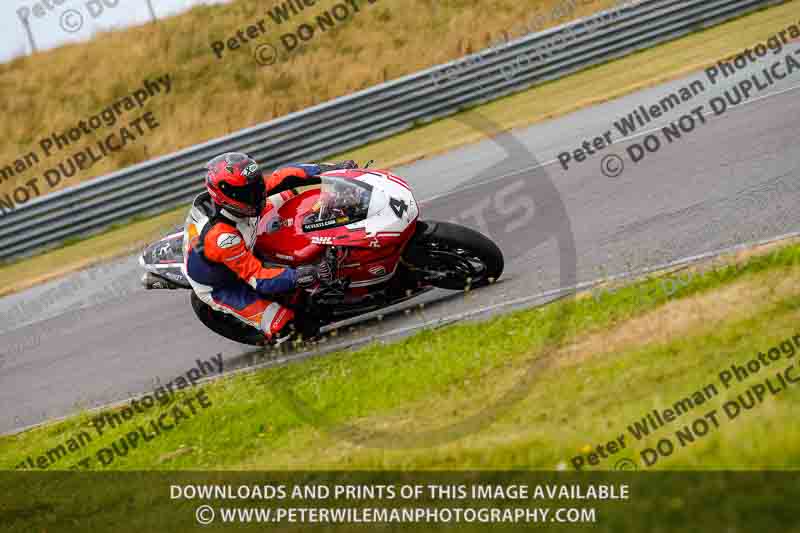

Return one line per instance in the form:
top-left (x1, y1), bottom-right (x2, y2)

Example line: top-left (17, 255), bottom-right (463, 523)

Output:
top-left (219, 179), bottom-right (264, 214)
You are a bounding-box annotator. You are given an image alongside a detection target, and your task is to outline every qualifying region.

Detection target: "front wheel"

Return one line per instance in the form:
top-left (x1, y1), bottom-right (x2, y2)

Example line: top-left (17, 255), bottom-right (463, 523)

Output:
top-left (404, 221), bottom-right (504, 290)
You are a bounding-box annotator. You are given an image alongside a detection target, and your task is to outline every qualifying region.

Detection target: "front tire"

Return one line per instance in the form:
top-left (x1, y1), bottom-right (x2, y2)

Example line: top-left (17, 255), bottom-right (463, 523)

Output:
top-left (406, 221), bottom-right (504, 290)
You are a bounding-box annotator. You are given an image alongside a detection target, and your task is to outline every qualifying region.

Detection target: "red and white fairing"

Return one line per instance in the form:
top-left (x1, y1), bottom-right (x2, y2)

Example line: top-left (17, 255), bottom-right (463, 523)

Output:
top-left (255, 169), bottom-right (419, 291)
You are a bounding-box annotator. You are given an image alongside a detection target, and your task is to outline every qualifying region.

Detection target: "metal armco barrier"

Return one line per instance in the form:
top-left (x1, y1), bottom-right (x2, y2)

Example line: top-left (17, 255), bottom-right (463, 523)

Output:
top-left (0, 0), bottom-right (785, 260)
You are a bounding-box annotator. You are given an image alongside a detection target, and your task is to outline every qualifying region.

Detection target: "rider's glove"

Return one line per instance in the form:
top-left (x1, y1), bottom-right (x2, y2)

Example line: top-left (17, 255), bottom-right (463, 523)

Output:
top-left (295, 261), bottom-right (334, 288)
top-left (295, 265), bottom-right (317, 288)
top-left (318, 160), bottom-right (357, 173)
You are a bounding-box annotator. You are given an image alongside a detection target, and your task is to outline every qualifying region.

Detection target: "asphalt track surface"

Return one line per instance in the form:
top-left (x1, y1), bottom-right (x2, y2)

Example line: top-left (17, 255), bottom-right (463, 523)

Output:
top-left (2, 44), bottom-right (799, 434)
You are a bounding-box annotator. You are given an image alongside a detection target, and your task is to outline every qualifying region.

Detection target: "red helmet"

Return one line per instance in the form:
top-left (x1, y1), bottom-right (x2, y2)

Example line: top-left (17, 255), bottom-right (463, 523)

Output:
top-left (205, 153), bottom-right (264, 217)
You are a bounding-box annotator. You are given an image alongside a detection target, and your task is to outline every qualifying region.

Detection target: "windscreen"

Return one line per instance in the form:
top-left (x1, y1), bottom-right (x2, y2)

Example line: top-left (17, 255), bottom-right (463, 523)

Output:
top-left (302, 177), bottom-right (373, 232)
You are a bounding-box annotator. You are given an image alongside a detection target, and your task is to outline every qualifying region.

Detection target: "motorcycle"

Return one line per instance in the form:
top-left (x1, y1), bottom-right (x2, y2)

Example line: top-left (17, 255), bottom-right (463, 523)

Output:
top-left (139, 164), bottom-right (504, 345)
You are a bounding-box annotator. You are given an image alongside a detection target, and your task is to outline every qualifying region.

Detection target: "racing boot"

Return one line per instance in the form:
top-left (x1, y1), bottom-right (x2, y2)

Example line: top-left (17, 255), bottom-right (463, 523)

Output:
top-left (267, 310), bottom-right (323, 346)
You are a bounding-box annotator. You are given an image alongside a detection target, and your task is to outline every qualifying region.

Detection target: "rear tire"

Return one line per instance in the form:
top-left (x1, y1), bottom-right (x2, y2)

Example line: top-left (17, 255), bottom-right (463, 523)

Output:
top-left (190, 292), bottom-right (266, 346)
top-left (407, 221), bottom-right (504, 290)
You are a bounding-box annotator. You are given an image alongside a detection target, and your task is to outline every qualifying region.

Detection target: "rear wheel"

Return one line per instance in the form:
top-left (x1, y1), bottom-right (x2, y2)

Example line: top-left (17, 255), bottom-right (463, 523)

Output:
top-left (190, 292), bottom-right (266, 346)
top-left (405, 221), bottom-right (504, 290)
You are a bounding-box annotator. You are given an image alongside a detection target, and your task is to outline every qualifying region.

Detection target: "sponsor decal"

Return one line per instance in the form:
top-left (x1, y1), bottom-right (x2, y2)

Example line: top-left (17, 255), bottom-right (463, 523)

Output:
top-left (161, 270), bottom-right (187, 283)
top-left (369, 238), bottom-right (381, 248)
top-left (242, 162), bottom-right (259, 177)
top-left (312, 236), bottom-right (334, 245)
top-left (303, 216), bottom-right (349, 232)
top-left (155, 242), bottom-right (172, 258)
top-left (271, 308), bottom-right (288, 330)
top-left (368, 265), bottom-right (387, 277)
top-left (217, 233), bottom-right (242, 249)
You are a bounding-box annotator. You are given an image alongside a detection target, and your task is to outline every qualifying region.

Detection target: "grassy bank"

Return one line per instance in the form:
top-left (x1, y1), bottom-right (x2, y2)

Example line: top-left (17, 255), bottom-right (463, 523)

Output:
top-left (2, 238), bottom-right (799, 472)
top-left (0, 0), bottom-right (625, 199)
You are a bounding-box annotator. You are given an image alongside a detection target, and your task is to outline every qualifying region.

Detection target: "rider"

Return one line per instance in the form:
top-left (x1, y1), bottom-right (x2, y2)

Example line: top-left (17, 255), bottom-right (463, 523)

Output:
top-left (183, 152), bottom-right (357, 343)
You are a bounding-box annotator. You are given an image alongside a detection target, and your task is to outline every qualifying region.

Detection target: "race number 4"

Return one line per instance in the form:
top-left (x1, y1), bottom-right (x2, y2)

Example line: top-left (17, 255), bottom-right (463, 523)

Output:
top-left (390, 197), bottom-right (409, 219)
